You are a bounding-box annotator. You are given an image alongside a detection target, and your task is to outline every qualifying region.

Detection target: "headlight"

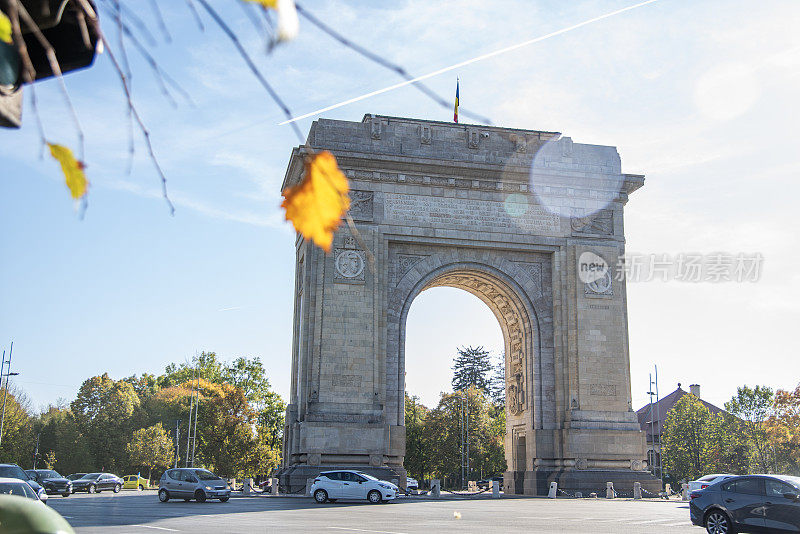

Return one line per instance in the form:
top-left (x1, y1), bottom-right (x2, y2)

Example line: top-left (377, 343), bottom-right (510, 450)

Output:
top-left (204, 486), bottom-right (212, 490)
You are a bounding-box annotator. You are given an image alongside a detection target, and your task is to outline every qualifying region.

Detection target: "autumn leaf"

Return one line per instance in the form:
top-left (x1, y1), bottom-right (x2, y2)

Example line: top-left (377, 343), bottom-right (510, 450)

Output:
top-left (281, 151), bottom-right (350, 252)
top-left (242, 0), bottom-right (298, 41)
top-left (0, 11), bottom-right (12, 44)
top-left (48, 143), bottom-right (88, 200)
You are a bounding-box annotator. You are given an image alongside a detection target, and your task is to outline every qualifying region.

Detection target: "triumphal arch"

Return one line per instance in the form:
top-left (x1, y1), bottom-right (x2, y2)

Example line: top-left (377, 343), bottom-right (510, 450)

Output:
top-left (279, 115), bottom-right (659, 495)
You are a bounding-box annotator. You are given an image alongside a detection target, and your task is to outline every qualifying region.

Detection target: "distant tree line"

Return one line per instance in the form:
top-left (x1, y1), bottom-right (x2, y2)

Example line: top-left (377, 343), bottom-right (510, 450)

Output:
top-left (0, 352), bottom-right (285, 480)
top-left (662, 383), bottom-right (800, 483)
top-left (405, 346), bottom-right (507, 488)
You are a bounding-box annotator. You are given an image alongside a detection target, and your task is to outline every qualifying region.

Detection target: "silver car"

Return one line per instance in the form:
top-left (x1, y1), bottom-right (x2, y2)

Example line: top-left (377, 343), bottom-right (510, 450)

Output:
top-left (158, 468), bottom-right (230, 503)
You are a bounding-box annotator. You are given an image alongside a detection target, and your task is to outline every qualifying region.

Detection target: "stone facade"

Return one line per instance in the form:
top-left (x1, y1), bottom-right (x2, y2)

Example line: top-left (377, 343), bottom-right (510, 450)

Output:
top-left (279, 115), bottom-right (659, 495)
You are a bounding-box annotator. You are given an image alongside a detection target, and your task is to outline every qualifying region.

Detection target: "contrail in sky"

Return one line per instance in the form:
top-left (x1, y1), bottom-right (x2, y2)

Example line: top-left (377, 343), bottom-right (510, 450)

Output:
top-left (280, 0), bottom-right (662, 125)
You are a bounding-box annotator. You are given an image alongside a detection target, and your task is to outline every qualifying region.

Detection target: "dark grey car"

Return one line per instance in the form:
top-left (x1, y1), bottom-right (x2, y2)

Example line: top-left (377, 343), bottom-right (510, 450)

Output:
top-left (158, 468), bottom-right (230, 503)
top-left (71, 472), bottom-right (123, 494)
top-left (689, 474), bottom-right (800, 533)
top-left (25, 469), bottom-right (72, 497)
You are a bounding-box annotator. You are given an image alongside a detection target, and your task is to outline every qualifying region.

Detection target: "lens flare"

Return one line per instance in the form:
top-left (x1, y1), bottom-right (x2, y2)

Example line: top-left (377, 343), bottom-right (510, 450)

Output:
top-left (528, 135), bottom-right (626, 219)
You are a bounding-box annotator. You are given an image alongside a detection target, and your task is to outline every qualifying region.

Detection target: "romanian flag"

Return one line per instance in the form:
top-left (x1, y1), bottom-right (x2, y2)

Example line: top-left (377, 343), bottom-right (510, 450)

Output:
top-left (453, 79), bottom-right (459, 123)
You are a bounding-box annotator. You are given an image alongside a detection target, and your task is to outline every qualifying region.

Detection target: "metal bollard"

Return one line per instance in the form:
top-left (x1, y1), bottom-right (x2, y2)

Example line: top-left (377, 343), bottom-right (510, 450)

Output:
top-left (606, 482), bottom-right (615, 499)
top-left (430, 479), bottom-right (440, 498)
top-left (492, 480), bottom-right (500, 498)
top-left (681, 483), bottom-right (689, 501)
top-left (633, 482), bottom-right (642, 500)
top-left (548, 482), bottom-right (557, 499)
top-left (271, 478), bottom-right (279, 496)
top-left (575, 491), bottom-right (583, 498)
top-left (243, 478), bottom-right (252, 495)
top-left (306, 478), bottom-right (315, 496)
top-left (665, 483), bottom-right (672, 497)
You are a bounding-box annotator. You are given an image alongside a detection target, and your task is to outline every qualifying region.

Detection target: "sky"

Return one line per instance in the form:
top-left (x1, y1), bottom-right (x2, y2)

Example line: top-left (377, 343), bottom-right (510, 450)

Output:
top-left (1, 0), bottom-right (799, 414)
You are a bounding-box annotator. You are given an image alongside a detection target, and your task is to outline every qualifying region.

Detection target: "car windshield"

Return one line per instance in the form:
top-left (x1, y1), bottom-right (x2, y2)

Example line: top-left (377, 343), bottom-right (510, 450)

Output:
top-left (39, 470), bottom-right (61, 479)
top-left (0, 466), bottom-right (29, 480)
top-left (194, 470), bottom-right (222, 481)
top-left (0, 482), bottom-right (37, 499)
top-left (67, 473), bottom-right (85, 480)
top-left (81, 473), bottom-right (101, 479)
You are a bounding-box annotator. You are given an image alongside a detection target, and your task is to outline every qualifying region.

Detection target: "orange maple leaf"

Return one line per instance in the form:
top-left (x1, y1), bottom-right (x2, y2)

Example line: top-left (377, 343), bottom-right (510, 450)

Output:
top-left (281, 151), bottom-right (350, 253)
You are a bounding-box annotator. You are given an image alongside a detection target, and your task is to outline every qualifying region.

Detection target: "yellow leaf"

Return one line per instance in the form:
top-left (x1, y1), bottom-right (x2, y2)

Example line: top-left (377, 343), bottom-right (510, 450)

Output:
top-left (48, 143), bottom-right (88, 200)
top-left (243, 0), bottom-right (297, 41)
top-left (281, 151), bottom-right (349, 252)
top-left (0, 11), bottom-right (12, 44)
top-left (243, 0), bottom-right (277, 9)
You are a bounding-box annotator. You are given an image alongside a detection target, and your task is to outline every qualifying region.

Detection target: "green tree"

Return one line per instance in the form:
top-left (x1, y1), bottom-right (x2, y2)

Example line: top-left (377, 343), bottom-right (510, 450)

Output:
top-left (34, 405), bottom-right (91, 475)
top-left (404, 394), bottom-right (430, 482)
top-left (71, 373), bottom-right (140, 472)
top-left (725, 385), bottom-right (775, 472)
top-left (488, 353), bottom-right (506, 407)
top-left (126, 423), bottom-right (174, 481)
top-left (452, 346), bottom-right (493, 395)
top-left (422, 387), bottom-right (506, 487)
top-left (662, 394), bottom-right (725, 482)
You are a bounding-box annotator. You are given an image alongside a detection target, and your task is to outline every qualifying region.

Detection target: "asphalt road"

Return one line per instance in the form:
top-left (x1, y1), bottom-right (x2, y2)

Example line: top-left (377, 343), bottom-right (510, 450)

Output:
top-left (47, 491), bottom-right (699, 534)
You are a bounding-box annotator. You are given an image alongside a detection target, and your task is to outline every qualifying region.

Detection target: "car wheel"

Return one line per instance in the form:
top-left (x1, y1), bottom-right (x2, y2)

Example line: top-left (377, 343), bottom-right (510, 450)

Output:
top-left (87, 484), bottom-right (96, 494)
top-left (194, 490), bottom-right (206, 503)
top-left (367, 490), bottom-right (382, 504)
top-left (705, 510), bottom-right (733, 534)
top-left (138, 485), bottom-right (144, 491)
top-left (158, 489), bottom-right (170, 502)
top-left (113, 484), bottom-right (121, 493)
top-left (313, 489), bottom-right (328, 503)
top-left (219, 496), bottom-right (229, 502)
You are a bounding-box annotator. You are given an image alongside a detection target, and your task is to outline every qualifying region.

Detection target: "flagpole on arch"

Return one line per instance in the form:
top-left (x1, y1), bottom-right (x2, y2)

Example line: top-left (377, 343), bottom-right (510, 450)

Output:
top-left (453, 78), bottom-right (459, 123)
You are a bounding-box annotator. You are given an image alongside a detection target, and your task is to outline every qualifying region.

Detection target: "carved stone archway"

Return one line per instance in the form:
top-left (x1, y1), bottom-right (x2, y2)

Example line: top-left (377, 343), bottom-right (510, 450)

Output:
top-left (279, 115), bottom-right (660, 495)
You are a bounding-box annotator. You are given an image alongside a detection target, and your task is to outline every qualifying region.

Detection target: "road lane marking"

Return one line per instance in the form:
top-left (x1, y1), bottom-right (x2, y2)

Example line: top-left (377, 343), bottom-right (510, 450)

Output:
top-left (632, 518), bottom-right (678, 524)
top-left (327, 528), bottom-right (409, 534)
top-left (134, 526), bottom-right (180, 532)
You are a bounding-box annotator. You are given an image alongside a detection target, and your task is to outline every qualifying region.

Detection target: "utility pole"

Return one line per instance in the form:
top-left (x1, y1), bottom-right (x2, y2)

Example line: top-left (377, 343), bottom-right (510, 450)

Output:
top-left (647, 373), bottom-right (656, 477)
top-left (32, 433), bottom-right (40, 469)
top-left (174, 419), bottom-right (181, 468)
top-left (0, 342), bottom-right (20, 447)
top-left (185, 363), bottom-right (195, 468)
top-left (654, 365), bottom-right (663, 485)
top-left (190, 361), bottom-right (200, 468)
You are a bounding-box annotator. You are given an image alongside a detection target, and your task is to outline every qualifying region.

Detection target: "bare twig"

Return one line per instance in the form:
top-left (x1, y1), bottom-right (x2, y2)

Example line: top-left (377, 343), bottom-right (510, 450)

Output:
top-left (16, 0), bottom-right (86, 160)
top-left (295, 3), bottom-right (493, 125)
top-left (98, 32), bottom-right (175, 215)
top-left (99, 0), bottom-right (157, 47)
top-left (195, 0), bottom-right (304, 143)
top-left (27, 84), bottom-right (47, 158)
top-left (148, 0), bottom-right (172, 43)
top-left (105, 0), bottom-right (135, 174)
top-left (184, 0), bottom-right (205, 31)
top-left (238, 0), bottom-right (270, 46)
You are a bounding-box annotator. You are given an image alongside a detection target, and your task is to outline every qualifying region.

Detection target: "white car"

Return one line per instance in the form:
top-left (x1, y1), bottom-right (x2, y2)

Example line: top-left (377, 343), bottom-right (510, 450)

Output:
top-left (311, 470), bottom-right (399, 504)
top-left (0, 477), bottom-right (45, 504)
top-left (406, 477), bottom-right (419, 493)
top-left (688, 473), bottom-right (735, 492)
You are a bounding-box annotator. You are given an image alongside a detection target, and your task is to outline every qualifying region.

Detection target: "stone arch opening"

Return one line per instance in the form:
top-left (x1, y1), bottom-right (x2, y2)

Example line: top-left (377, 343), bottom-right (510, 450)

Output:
top-left (394, 261), bottom-right (543, 493)
top-left (403, 286), bottom-right (503, 408)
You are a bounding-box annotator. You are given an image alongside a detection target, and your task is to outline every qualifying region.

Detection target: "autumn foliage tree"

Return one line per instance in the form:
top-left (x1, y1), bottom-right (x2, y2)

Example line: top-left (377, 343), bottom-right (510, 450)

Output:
top-left (767, 383), bottom-right (800, 475)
